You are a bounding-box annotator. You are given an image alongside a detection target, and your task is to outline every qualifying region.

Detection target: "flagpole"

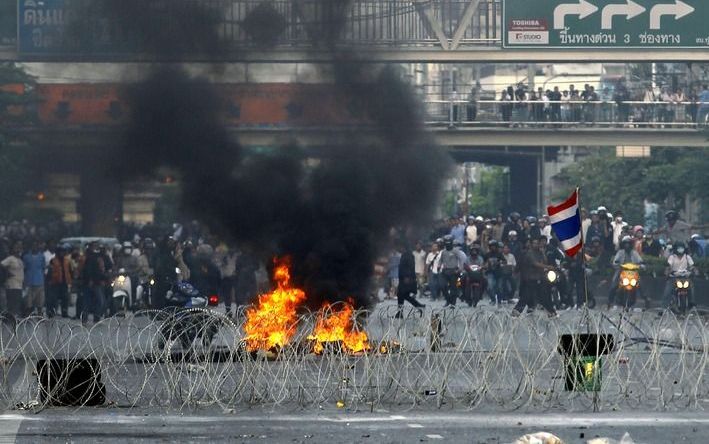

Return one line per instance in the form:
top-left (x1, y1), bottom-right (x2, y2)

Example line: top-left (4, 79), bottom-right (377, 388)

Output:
top-left (577, 186), bottom-right (599, 413)
top-left (577, 186), bottom-right (592, 333)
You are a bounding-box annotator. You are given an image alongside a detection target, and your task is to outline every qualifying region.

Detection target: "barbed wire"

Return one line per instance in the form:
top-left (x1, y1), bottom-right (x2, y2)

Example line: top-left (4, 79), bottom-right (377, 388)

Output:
top-left (1, 305), bottom-right (708, 412)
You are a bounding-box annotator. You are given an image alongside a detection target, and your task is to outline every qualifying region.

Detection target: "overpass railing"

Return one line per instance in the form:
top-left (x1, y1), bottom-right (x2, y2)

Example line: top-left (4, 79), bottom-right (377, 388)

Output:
top-left (10, 0), bottom-right (502, 54)
top-left (426, 99), bottom-right (709, 129)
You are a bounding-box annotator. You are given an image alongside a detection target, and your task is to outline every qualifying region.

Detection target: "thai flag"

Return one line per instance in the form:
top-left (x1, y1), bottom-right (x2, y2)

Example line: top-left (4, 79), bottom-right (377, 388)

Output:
top-left (547, 188), bottom-right (583, 257)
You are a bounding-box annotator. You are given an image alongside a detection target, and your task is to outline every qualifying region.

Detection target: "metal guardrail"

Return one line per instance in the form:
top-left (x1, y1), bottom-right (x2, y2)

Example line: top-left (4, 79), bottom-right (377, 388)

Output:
top-left (427, 99), bottom-right (709, 129)
top-left (13, 0), bottom-right (502, 53)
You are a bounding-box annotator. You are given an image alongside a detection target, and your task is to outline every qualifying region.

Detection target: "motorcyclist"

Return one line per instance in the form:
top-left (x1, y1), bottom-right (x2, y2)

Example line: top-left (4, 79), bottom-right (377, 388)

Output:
top-left (608, 235), bottom-right (644, 309)
top-left (544, 237), bottom-right (571, 307)
top-left (114, 241), bottom-right (140, 296)
top-left (438, 235), bottom-right (466, 308)
top-left (661, 210), bottom-right (691, 245)
top-left (468, 242), bottom-right (484, 266)
top-left (136, 238), bottom-right (155, 283)
top-left (566, 247), bottom-right (590, 308)
top-left (662, 242), bottom-right (697, 309)
top-left (502, 212), bottom-right (524, 243)
top-left (506, 230), bottom-right (522, 259)
top-left (523, 216), bottom-right (541, 241)
top-left (688, 234), bottom-right (706, 259)
top-left (154, 236), bottom-right (189, 309)
top-left (483, 239), bottom-right (506, 304)
top-left (188, 244), bottom-right (222, 301)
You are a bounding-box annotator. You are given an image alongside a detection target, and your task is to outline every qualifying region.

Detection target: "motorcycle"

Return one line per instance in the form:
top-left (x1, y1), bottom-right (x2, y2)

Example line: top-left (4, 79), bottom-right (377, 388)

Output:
top-left (546, 268), bottom-right (565, 309)
top-left (617, 263), bottom-right (641, 309)
top-left (457, 264), bottom-right (486, 307)
top-left (670, 270), bottom-right (692, 314)
top-left (135, 276), bottom-right (156, 309)
top-left (155, 268), bottom-right (220, 354)
top-left (110, 268), bottom-right (132, 315)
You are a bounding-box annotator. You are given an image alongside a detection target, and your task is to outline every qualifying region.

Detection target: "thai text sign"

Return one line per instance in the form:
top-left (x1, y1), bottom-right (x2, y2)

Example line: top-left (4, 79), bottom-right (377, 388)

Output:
top-left (503, 0), bottom-right (708, 48)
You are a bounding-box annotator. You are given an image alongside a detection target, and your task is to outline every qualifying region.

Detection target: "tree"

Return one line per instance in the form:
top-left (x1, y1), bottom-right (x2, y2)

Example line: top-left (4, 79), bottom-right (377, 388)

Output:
top-left (556, 147), bottom-right (709, 224)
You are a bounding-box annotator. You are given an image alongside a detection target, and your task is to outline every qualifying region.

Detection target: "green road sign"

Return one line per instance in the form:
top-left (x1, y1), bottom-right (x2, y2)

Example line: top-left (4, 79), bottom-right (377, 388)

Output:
top-left (503, 0), bottom-right (709, 48)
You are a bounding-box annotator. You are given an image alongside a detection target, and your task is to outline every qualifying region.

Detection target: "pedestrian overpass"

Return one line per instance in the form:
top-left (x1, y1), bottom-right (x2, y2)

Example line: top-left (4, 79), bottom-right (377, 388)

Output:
top-left (3, 0), bottom-right (709, 63)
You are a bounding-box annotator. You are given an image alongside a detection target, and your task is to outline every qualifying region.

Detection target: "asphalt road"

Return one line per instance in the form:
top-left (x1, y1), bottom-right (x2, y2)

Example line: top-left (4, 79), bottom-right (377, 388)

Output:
top-left (2, 409), bottom-right (709, 443)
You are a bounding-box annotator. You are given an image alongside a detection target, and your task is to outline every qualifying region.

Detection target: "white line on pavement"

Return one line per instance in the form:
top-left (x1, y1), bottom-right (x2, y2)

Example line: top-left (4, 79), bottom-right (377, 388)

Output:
top-left (0, 415), bottom-right (23, 444)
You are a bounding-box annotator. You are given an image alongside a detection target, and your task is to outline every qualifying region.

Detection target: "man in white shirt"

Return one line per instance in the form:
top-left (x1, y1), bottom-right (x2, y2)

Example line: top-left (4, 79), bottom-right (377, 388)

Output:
top-left (611, 213), bottom-right (627, 250)
top-left (425, 240), bottom-right (442, 300)
top-left (581, 208), bottom-right (592, 242)
top-left (465, 217), bottom-right (478, 250)
top-left (663, 243), bottom-right (696, 308)
top-left (412, 242), bottom-right (427, 296)
top-left (1, 242), bottom-right (25, 316)
top-left (539, 216), bottom-right (552, 241)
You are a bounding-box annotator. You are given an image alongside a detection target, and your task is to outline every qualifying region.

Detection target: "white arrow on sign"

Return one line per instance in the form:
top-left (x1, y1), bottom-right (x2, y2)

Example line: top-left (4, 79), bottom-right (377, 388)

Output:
top-left (601, 0), bottom-right (646, 30)
top-left (553, 0), bottom-right (598, 30)
top-left (649, 0), bottom-right (694, 30)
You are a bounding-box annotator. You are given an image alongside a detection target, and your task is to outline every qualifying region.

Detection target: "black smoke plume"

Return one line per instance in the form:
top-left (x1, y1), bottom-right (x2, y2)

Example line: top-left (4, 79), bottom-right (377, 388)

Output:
top-left (74, 0), bottom-right (450, 308)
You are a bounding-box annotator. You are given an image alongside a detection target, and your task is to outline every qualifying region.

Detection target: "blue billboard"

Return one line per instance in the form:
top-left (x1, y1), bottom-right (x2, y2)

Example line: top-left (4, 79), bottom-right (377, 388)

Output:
top-left (18, 0), bottom-right (68, 53)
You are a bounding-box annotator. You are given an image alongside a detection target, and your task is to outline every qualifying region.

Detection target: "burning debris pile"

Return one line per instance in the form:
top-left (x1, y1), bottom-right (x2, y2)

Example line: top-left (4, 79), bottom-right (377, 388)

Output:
top-left (244, 260), bottom-right (370, 355)
top-left (243, 260), bottom-right (306, 352)
top-left (308, 301), bottom-right (369, 355)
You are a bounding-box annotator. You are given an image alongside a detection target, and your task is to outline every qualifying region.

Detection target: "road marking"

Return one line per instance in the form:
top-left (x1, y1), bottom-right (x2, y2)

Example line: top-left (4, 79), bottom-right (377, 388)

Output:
top-left (0, 415), bottom-right (23, 444)
top-left (426, 434), bottom-right (444, 439)
top-left (407, 423), bottom-right (424, 428)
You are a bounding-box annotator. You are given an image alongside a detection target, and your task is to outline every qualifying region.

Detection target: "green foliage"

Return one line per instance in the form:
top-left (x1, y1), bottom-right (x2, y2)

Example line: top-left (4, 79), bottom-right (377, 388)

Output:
top-left (640, 256), bottom-right (668, 277)
top-left (469, 166), bottom-right (509, 216)
top-left (557, 147), bottom-right (709, 223)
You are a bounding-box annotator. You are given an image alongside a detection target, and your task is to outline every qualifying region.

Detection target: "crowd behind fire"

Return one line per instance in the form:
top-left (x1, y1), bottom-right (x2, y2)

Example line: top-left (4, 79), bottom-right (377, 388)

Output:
top-left (384, 207), bottom-right (706, 317)
top-left (0, 208), bottom-right (705, 321)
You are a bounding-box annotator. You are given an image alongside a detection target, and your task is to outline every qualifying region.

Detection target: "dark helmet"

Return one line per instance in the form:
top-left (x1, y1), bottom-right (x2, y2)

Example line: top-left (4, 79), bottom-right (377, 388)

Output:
top-left (144, 237), bottom-right (156, 249)
top-left (674, 242), bottom-right (687, 255)
top-left (488, 239), bottom-right (499, 248)
top-left (526, 216), bottom-right (537, 224)
top-left (509, 212), bottom-right (520, 221)
top-left (443, 235), bottom-right (454, 249)
top-left (621, 235), bottom-right (633, 249)
top-left (665, 210), bottom-right (679, 221)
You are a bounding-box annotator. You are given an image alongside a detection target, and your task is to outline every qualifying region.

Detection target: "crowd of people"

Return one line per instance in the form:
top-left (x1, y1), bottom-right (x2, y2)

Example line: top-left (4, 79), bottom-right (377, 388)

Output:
top-left (448, 81), bottom-right (709, 126)
top-left (385, 208), bottom-right (706, 317)
top-left (0, 222), bottom-right (265, 322)
top-left (1, 208), bottom-right (705, 322)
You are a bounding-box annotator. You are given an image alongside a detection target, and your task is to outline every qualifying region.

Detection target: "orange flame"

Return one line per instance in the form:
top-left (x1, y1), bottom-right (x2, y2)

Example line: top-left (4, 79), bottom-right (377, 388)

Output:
top-left (244, 260), bottom-right (306, 352)
top-left (308, 301), bottom-right (370, 355)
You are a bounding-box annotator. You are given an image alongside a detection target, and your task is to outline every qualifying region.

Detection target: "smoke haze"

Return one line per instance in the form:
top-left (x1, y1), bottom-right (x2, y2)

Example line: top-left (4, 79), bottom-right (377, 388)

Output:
top-left (73, 0), bottom-right (450, 307)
